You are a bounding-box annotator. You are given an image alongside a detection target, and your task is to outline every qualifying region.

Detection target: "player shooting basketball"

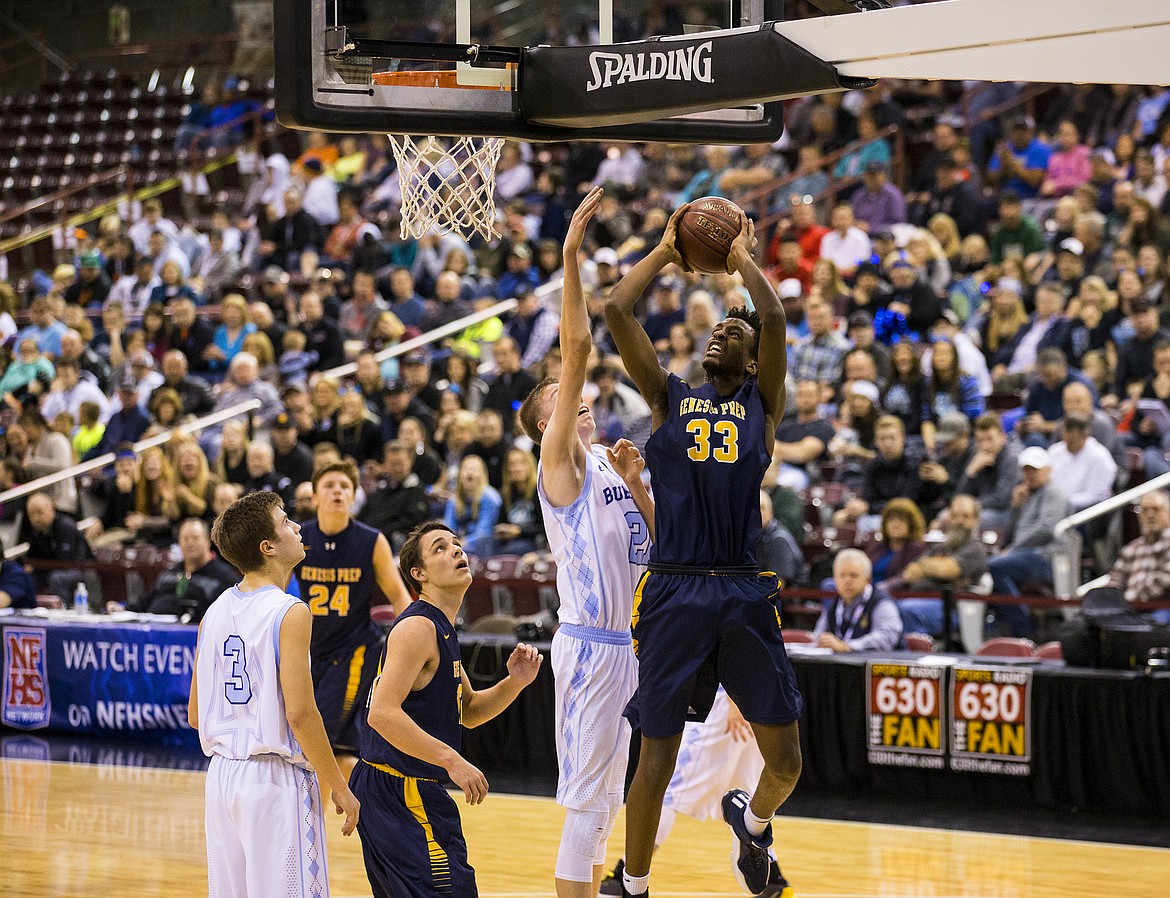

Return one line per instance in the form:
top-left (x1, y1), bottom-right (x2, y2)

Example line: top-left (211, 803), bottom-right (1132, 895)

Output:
top-left (518, 185), bottom-right (654, 898)
top-left (604, 205), bottom-right (801, 898)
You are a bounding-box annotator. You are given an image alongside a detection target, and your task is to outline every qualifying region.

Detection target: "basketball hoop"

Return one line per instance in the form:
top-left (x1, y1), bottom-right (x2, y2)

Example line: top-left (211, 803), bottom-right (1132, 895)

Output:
top-left (388, 134), bottom-right (504, 242)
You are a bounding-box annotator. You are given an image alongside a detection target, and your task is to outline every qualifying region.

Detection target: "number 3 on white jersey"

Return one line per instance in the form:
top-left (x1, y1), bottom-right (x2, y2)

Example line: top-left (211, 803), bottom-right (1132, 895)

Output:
top-left (223, 635), bottom-right (254, 704)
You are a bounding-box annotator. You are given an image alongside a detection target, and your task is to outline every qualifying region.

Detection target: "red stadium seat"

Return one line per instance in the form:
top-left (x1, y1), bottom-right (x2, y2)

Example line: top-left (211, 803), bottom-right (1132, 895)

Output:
top-left (468, 613), bottom-right (518, 634)
top-left (1035, 641), bottom-right (1063, 661)
top-left (527, 557), bottom-right (557, 582)
top-left (782, 628), bottom-right (815, 644)
top-left (976, 637), bottom-right (1036, 657)
top-left (482, 554), bottom-right (524, 580)
top-left (808, 482), bottom-right (853, 521)
top-left (904, 633), bottom-right (936, 653)
top-left (460, 578), bottom-right (495, 625)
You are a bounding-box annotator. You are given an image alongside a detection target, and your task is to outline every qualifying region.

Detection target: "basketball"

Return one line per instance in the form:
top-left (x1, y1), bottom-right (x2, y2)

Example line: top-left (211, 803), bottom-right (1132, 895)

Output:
top-left (676, 197), bottom-right (745, 273)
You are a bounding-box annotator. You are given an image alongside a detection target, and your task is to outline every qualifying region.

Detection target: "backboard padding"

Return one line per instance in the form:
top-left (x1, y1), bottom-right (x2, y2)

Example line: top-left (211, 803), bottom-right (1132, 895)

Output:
top-left (274, 0), bottom-right (806, 143)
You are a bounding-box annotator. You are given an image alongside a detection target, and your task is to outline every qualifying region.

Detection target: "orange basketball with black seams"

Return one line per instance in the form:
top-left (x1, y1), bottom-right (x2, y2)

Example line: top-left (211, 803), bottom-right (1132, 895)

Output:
top-left (676, 197), bottom-right (745, 274)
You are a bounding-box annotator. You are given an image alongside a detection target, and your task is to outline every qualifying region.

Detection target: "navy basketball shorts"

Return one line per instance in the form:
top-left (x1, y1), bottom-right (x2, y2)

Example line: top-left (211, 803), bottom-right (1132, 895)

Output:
top-left (631, 571), bottom-right (803, 739)
top-left (312, 637), bottom-right (382, 752)
top-left (350, 760), bottom-right (478, 898)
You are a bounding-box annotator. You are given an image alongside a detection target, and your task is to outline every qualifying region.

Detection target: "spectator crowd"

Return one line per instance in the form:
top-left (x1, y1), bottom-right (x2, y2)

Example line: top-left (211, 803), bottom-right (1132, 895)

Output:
top-left (5, 70), bottom-right (1170, 640)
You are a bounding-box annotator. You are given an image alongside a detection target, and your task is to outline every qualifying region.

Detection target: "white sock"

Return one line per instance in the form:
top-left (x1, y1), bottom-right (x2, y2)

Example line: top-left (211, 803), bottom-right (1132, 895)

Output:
top-left (744, 804), bottom-right (772, 838)
top-left (623, 870), bottom-right (650, 895)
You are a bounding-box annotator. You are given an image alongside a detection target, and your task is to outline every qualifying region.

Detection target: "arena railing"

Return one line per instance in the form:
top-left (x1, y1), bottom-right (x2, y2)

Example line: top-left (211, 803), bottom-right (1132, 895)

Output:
top-left (1051, 469), bottom-right (1170, 599)
top-left (2, 290), bottom-right (536, 519)
top-left (0, 12), bottom-right (70, 86)
top-left (69, 33), bottom-right (238, 85)
top-left (320, 296), bottom-right (525, 381)
top-left (961, 81), bottom-right (1056, 133)
top-left (739, 124), bottom-right (901, 256)
top-left (1, 290), bottom-right (531, 540)
top-left (1, 399), bottom-right (263, 561)
top-left (0, 170), bottom-right (126, 232)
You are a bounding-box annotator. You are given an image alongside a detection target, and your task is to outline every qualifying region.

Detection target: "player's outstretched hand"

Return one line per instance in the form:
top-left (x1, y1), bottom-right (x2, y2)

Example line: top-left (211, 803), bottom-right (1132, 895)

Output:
top-left (507, 642), bottom-right (544, 687)
top-left (566, 185), bottom-right (603, 258)
top-left (333, 785), bottom-right (361, 836)
top-left (660, 204), bottom-right (691, 272)
top-left (725, 698), bottom-right (754, 744)
top-left (606, 438), bottom-right (645, 485)
top-left (447, 755), bottom-right (490, 805)
top-left (727, 211), bottom-right (756, 274)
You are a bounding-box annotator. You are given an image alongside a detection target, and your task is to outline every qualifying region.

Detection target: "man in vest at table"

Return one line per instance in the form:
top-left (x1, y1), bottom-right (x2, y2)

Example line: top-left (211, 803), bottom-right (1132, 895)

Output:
top-left (812, 548), bottom-right (904, 653)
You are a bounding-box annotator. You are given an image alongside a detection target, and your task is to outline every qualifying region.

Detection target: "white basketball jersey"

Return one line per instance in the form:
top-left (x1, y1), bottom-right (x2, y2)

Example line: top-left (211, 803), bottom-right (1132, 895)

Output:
top-left (539, 444), bottom-right (649, 630)
top-left (197, 584), bottom-right (308, 766)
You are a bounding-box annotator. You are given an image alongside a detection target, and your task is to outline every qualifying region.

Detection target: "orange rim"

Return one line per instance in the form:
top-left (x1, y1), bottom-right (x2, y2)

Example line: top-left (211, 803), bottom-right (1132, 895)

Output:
top-left (372, 68), bottom-right (512, 91)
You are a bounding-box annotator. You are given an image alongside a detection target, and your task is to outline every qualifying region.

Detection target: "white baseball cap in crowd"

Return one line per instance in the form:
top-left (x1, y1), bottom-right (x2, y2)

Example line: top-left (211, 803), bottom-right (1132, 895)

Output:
top-left (1018, 446), bottom-right (1051, 470)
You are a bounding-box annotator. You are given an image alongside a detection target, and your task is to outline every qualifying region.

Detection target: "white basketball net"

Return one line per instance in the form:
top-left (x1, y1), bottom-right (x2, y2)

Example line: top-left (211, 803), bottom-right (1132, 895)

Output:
top-left (388, 134), bottom-right (505, 241)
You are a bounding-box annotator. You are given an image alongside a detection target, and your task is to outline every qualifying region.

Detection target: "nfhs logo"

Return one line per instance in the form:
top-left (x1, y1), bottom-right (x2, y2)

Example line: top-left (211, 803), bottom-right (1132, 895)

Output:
top-left (325, 542), bottom-right (336, 551)
top-left (3, 627), bottom-right (50, 730)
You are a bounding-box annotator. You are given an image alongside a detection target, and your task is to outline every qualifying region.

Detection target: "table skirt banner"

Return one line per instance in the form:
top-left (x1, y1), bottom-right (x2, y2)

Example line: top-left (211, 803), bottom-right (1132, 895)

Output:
top-left (866, 660), bottom-right (947, 770)
top-left (864, 661), bottom-right (1032, 775)
top-left (949, 664), bottom-right (1032, 775)
top-left (1, 618), bottom-right (198, 746)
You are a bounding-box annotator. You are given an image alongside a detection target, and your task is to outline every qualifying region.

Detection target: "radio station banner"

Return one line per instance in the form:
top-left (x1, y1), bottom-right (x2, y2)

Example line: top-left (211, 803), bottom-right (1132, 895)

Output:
top-left (865, 661), bottom-right (946, 769)
top-left (949, 665), bottom-right (1032, 775)
top-left (1, 619), bottom-right (198, 746)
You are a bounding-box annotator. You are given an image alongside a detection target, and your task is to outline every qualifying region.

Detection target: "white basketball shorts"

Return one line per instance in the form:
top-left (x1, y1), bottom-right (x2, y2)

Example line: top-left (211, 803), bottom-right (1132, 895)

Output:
top-left (552, 624), bottom-right (638, 811)
top-left (205, 753), bottom-right (330, 898)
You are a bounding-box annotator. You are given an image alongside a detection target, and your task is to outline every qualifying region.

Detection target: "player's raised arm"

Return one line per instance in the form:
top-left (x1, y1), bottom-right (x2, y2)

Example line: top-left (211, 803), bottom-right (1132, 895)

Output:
top-left (604, 206), bottom-right (687, 425)
top-left (729, 214), bottom-right (787, 436)
top-left (541, 187), bottom-right (602, 507)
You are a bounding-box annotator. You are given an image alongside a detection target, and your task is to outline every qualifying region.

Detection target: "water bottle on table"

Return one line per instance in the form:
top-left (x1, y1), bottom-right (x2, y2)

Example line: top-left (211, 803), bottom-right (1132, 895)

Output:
top-left (73, 581), bottom-right (89, 614)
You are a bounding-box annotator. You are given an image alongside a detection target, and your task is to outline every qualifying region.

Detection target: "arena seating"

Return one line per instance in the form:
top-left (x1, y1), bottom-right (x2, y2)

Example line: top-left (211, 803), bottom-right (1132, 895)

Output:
top-left (976, 637), bottom-right (1037, 657)
top-left (904, 632), bottom-right (936, 653)
top-left (1035, 640), bottom-right (1064, 660)
top-left (0, 69), bottom-right (276, 242)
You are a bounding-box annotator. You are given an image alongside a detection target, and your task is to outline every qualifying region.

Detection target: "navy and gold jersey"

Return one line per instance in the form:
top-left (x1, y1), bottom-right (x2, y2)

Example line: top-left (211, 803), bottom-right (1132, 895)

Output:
top-left (644, 373), bottom-right (770, 568)
top-left (360, 601), bottom-right (462, 782)
top-left (296, 518), bottom-right (381, 659)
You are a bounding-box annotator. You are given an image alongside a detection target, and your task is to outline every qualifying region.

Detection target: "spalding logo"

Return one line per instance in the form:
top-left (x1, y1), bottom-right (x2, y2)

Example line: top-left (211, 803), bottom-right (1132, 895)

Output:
top-left (693, 214), bottom-right (735, 242)
top-left (585, 41), bottom-right (714, 92)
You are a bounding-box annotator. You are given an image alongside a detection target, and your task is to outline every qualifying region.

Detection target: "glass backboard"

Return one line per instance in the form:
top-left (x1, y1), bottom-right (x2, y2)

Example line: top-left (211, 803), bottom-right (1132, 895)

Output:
top-left (274, 0), bottom-right (857, 143)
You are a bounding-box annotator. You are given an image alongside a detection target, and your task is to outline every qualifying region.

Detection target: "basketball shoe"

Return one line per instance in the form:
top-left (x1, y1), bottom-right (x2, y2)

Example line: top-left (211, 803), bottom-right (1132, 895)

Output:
top-left (599, 858), bottom-right (624, 896)
top-left (760, 859), bottom-right (794, 898)
top-left (721, 789), bottom-right (773, 895)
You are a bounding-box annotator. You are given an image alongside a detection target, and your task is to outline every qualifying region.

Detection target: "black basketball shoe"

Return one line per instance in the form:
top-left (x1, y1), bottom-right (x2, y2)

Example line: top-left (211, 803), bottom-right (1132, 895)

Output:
top-left (600, 858), bottom-right (625, 896)
top-left (760, 859), bottom-right (794, 898)
top-left (721, 789), bottom-right (773, 895)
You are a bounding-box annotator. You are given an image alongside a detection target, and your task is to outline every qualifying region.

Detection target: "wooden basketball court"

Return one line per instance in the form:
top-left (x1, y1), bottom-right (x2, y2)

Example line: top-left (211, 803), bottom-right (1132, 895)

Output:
top-left (3, 758), bottom-right (1167, 897)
